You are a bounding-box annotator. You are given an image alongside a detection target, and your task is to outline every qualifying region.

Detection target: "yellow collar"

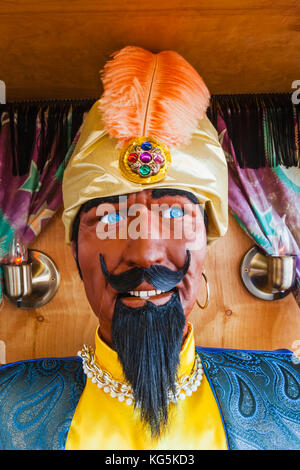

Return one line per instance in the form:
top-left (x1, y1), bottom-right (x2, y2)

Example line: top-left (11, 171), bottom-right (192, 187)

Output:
top-left (66, 321), bottom-right (228, 450)
top-left (94, 322), bottom-right (196, 383)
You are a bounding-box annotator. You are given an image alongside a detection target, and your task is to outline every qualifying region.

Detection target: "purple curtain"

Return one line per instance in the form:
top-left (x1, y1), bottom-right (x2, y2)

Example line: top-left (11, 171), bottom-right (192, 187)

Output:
top-left (0, 101), bottom-right (93, 302)
top-left (208, 96), bottom-right (300, 306)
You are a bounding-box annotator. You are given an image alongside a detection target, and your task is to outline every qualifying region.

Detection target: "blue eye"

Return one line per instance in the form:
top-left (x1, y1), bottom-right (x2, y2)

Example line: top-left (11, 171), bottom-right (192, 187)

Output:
top-left (162, 207), bottom-right (184, 219)
top-left (100, 213), bottom-right (124, 224)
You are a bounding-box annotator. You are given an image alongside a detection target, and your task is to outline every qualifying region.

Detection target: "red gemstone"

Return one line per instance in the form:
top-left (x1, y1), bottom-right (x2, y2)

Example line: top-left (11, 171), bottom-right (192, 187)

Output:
top-left (128, 153), bottom-right (138, 163)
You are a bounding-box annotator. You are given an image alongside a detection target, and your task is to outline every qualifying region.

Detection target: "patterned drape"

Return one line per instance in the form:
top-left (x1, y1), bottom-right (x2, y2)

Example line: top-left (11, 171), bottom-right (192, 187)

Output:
top-left (208, 95), bottom-right (300, 305)
top-left (0, 100), bottom-right (94, 302)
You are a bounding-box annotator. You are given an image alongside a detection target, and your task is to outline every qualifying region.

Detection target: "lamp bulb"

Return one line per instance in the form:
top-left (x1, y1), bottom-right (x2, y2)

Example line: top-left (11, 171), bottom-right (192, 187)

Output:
top-left (8, 237), bottom-right (28, 265)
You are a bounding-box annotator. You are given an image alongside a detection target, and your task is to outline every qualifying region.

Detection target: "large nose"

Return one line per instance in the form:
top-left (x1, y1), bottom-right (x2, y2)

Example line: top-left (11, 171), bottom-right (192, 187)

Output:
top-left (122, 206), bottom-right (166, 268)
top-left (123, 237), bottom-right (166, 268)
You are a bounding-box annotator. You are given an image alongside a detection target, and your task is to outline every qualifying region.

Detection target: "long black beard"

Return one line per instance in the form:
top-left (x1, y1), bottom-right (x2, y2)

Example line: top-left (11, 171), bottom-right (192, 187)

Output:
top-left (111, 290), bottom-right (186, 439)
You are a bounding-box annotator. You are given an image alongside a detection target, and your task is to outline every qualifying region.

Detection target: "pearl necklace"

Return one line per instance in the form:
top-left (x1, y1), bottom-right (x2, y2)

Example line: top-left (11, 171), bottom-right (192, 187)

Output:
top-left (78, 345), bottom-right (203, 406)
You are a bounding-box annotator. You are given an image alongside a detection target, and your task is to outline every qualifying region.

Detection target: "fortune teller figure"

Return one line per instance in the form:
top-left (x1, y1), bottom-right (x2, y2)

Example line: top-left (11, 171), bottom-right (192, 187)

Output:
top-left (0, 46), bottom-right (300, 450)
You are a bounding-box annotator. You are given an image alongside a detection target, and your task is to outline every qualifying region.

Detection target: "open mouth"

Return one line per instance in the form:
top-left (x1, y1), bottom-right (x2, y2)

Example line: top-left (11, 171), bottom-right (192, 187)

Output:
top-left (128, 289), bottom-right (165, 298)
top-left (120, 288), bottom-right (175, 301)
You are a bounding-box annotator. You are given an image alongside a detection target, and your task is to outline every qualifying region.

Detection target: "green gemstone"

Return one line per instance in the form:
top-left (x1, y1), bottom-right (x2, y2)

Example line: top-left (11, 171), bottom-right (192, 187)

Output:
top-left (139, 164), bottom-right (151, 176)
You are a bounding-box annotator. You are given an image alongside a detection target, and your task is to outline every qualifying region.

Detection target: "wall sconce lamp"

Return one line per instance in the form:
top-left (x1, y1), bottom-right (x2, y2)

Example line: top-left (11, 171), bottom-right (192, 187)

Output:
top-left (240, 245), bottom-right (297, 300)
top-left (2, 237), bottom-right (60, 309)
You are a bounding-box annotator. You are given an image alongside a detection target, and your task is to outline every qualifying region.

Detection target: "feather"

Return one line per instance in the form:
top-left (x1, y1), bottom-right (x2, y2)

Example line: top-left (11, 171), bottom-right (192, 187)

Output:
top-left (98, 46), bottom-right (210, 148)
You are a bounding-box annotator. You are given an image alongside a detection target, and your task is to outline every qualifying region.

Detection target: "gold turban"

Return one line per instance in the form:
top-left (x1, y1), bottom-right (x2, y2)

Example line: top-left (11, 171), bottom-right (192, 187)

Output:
top-left (62, 47), bottom-right (228, 245)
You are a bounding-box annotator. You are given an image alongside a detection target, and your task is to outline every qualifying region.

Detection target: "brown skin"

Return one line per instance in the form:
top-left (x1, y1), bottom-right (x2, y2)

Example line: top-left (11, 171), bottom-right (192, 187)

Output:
top-left (71, 189), bottom-right (207, 347)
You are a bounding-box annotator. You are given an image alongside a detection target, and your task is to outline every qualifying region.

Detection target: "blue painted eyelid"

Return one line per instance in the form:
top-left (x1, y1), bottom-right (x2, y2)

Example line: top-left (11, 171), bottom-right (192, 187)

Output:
top-left (162, 207), bottom-right (184, 219)
top-left (100, 213), bottom-right (124, 224)
top-left (100, 208), bottom-right (185, 222)
top-left (170, 207), bottom-right (184, 218)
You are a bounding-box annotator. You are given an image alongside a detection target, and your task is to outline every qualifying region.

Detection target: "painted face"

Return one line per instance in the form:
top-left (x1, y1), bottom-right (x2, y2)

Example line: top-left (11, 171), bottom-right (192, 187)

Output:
top-left (72, 188), bottom-right (207, 346)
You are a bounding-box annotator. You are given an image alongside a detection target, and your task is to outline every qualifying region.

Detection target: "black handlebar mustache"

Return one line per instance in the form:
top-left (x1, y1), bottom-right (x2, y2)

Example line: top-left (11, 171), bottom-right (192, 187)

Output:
top-left (99, 250), bottom-right (191, 293)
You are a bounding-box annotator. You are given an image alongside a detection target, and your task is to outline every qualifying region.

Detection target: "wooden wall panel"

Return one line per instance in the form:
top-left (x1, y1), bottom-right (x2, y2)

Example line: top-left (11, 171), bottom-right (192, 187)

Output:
top-left (0, 210), bottom-right (299, 364)
top-left (0, 0), bottom-right (299, 101)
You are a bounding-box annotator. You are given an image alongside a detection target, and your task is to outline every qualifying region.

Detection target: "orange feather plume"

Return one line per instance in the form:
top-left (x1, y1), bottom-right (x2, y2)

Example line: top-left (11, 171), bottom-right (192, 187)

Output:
top-left (98, 46), bottom-right (210, 148)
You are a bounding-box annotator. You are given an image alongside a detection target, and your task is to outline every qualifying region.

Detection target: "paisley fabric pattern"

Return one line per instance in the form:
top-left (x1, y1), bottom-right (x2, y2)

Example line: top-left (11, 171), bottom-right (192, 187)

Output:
top-left (0, 357), bottom-right (85, 450)
top-left (197, 347), bottom-right (300, 450)
top-left (1, 350), bottom-right (300, 450)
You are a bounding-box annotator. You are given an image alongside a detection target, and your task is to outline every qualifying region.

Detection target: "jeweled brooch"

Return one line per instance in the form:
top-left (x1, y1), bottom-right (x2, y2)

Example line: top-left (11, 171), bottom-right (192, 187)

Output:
top-left (119, 137), bottom-right (171, 184)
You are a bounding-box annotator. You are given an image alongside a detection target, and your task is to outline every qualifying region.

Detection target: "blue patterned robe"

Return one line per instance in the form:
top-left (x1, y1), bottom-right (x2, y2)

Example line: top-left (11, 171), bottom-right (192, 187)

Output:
top-left (0, 347), bottom-right (299, 450)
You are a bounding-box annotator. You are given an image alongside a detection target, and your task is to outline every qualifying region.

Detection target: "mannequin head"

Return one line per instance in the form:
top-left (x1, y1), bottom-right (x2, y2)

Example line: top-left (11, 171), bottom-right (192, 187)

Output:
top-left (71, 188), bottom-right (207, 346)
top-left (71, 187), bottom-right (207, 437)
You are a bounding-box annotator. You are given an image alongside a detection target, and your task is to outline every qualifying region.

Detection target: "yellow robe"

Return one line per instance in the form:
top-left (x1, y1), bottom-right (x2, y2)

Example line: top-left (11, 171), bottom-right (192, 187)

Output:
top-left (66, 324), bottom-right (227, 450)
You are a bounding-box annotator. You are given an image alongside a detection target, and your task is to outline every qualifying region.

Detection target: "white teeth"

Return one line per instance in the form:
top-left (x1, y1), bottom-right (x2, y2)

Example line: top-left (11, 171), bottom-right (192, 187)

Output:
top-left (139, 291), bottom-right (148, 298)
top-left (128, 290), bottom-right (165, 298)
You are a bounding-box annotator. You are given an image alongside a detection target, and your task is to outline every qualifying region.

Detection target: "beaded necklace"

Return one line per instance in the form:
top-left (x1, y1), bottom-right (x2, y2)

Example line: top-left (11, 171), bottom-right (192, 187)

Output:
top-left (78, 345), bottom-right (203, 406)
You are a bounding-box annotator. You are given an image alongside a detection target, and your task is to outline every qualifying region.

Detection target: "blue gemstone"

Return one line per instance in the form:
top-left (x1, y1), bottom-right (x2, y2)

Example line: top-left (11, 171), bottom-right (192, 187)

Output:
top-left (141, 141), bottom-right (152, 151)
